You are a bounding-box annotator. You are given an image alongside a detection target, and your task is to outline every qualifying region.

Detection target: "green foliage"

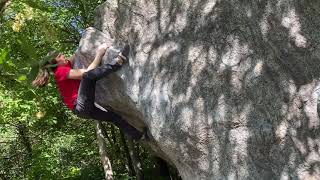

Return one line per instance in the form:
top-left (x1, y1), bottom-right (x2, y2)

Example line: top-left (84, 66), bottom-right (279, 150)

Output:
top-left (0, 0), bottom-right (104, 178)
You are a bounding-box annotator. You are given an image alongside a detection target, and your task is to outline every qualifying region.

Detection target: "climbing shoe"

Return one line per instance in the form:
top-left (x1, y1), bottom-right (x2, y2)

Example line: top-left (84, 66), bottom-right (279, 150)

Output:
top-left (118, 44), bottom-right (130, 65)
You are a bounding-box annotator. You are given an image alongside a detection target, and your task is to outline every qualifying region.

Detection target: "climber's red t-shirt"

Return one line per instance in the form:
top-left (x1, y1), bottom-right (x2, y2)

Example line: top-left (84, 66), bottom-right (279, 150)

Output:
top-left (54, 61), bottom-right (80, 110)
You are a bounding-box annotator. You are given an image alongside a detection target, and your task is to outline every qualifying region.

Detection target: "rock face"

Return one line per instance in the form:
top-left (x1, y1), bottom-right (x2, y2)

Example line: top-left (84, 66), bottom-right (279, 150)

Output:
top-left (77, 0), bottom-right (320, 179)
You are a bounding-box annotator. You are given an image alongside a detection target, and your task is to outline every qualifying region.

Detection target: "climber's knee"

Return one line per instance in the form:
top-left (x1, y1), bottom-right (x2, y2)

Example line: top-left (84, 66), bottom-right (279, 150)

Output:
top-left (82, 71), bottom-right (95, 81)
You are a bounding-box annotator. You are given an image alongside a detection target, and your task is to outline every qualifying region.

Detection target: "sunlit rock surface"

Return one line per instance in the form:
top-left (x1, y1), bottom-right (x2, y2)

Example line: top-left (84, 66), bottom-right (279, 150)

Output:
top-left (77, 0), bottom-right (320, 179)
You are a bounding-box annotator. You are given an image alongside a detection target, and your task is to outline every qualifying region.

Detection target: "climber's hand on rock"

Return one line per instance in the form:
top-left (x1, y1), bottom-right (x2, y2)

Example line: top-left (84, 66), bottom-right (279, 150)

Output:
top-left (96, 43), bottom-right (108, 56)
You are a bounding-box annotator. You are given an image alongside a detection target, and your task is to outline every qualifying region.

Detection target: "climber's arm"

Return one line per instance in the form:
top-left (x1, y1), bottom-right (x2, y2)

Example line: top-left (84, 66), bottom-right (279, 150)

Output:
top-left (68, 54), bottom-right (76, 66)
top-left (67, 46), bottom-right (107, 80)
top-left (67, 69), bottom-right (86, 80)
top-left (86, 49), bottom-right (105, 72)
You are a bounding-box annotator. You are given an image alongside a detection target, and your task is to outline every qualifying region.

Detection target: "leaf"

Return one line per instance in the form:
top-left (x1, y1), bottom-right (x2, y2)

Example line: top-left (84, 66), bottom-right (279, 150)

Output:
top-left (17, 36), bottom-right (38, 61)
top-left (22, 0), bottom-right (52, 12)
top-left (17, 75), bottom-right (27, 81)
top-left (69, 167), bottom-right (81, 176)
top-left (0, 49), bottom-right (9, 65)
top-left (27, 65), bottom-right (39, 82)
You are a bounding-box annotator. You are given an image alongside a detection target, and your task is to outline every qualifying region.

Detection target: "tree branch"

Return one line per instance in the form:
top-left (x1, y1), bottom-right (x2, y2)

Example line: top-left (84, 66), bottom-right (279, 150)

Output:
top-left (0, 0), bottom-right (11, 14)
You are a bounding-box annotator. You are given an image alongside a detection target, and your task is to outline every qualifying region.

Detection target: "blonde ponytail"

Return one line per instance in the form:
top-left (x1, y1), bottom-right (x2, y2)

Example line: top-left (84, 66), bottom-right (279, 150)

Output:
top-left (32, 51), bottom-right (59, 88)
top-left (32, 68), bottom-right (51, 88)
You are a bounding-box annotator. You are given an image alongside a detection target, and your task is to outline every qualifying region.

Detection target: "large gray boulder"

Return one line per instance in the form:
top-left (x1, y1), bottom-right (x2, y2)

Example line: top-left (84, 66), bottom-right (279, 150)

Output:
top-left (77, 0), bottom-right (320, 179)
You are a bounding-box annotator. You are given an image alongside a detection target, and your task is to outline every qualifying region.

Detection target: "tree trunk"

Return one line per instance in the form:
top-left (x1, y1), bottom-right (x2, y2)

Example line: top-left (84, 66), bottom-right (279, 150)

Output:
top-left (155, 157), bottom-right (171, 180)
top-left (16, 123), bottom-right (32, 159)
top-left (119, 131), bottom-right (135, 176)
top-left (95, 121), bottom-right (113, 180)
top-left (109, 125), bottom-right (120, 153)
top-left (127, 138), bottom-right (144, 180)
top-left (0, 0), bottom-right (10, 14)
top-left (101, 123), bottom-right (113, 145)
top-left (0, 173), bottom-right (7, 180)
top-left (16, 122), bottom-right (38, 179)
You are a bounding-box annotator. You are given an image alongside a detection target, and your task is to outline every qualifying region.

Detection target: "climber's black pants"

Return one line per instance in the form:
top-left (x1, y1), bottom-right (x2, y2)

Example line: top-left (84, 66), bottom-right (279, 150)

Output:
top-left (74, 64), bottom-right (143, 140)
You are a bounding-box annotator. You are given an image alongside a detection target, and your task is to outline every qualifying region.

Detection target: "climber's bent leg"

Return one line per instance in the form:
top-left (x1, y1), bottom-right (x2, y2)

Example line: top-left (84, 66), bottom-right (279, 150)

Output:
top-left (74, 65), bottom-right (142, 140)
top-left (75, 101), bottom-right (143, 140)
top-left (89, 107), bottom-right (143, 140)
top-left (74, 64), bottom-right (119, 117)
top-left (83, 64), bottom-right (120, 81)
top-left (74, 74), bottom-right (96, 119)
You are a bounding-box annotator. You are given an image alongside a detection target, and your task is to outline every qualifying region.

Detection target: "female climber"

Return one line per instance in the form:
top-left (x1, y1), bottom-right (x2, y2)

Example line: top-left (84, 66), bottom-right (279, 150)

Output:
top-left (32, 44), bottom-right (145, 140)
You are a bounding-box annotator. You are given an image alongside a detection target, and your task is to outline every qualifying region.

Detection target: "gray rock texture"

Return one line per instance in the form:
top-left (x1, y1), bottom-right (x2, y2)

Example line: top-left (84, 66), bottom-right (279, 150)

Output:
top-left (77, 0), bottom-right (320, 179)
